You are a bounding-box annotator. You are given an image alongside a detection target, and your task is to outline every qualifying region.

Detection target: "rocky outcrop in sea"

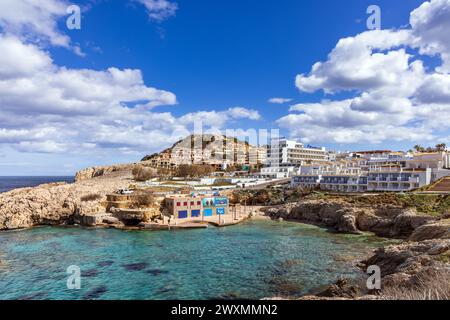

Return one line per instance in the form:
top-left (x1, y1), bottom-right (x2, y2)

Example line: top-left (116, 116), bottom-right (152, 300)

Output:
top-left (265, 199), bottom-right (441, 238)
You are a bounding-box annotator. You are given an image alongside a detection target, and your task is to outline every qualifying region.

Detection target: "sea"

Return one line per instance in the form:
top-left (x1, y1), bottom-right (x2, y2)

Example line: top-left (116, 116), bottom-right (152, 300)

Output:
top-left (0, 176), bottom-right (74, 193)
top-left (0, 176), bottom-right (393, 300)
top-left (0, 220), bottom-right (394, 300)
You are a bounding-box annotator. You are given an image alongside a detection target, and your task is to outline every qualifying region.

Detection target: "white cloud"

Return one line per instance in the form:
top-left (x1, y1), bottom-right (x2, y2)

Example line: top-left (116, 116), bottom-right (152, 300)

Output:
top-left (138, 0), bottom-right (178, 22)
top-left (0, 35), bottom-right (262, 156)
top-left (227, 107), bottom-right (261, 120)
top-left (296, 30), bottom-right (413, 94)
top-left (0, 0), bottom-right (70, 47)
top-left (0, 35), bottom-right (53, 78)
top-left (268, 98), bottom-right (293, 104)
top-left (278, 99), bottom-right (432, 144)
top-left (178, 107), bottom-right (261, 129)
top-left (410, 0), bottom-right (450, 72)
top-left (281, 0), bottom-right (450, 146)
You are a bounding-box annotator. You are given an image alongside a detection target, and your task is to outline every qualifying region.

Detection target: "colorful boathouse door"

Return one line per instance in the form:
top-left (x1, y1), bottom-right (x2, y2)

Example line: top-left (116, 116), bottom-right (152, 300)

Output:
top-left (191, 210), bottom-right (200, 218)
top-left (178, 211), bottom-right (188, 219)
top-left (203, 208), bottom-right (213, 217)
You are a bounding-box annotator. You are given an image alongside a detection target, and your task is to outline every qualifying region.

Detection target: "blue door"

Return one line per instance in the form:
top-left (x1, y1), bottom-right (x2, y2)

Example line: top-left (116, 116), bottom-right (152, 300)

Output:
top-left (216, 207), bottom-right (225, 215)
top-left (203, 208), bottom-right (213, 217)
top-left (191, 210), bottom-right (200, 218)
top-left (178, 211), bottom-right (188, 219)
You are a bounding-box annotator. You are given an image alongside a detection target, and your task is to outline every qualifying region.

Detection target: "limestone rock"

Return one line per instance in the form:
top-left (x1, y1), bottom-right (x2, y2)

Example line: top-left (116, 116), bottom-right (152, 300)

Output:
top-left (0, 171), bottom-right (131, 230)
top-left (75, 163), bottom-right (136, 182)
top-left (316, 279), bottom-right (360, 299)
top-left (410, 219), bottom-right (450, 242)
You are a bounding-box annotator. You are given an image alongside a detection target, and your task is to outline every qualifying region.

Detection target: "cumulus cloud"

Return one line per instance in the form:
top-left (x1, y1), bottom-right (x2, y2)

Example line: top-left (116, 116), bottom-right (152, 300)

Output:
top-left (410, 0), bottom-right (450, 72)
top-left (0, 34), bottom-right (261, 156)
top-left (227, 107), bottom-right (261, 120)
top-left (137, 0), bottom-right (178, 22)
top-left (281, 0), bottom-right (450, 146)
top-left (0, 0), bottom-right (70, 47)
top-left (178, 107), bottom-right (261, 129)
top-left (295, 30), bottom-right (413, 94)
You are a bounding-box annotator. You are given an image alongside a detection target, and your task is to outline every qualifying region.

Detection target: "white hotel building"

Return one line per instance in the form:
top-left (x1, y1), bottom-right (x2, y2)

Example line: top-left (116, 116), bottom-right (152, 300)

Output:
top-left (261, 138), bottom-right (327, 178)
top-left (291, 151), bottom-right (450, 193)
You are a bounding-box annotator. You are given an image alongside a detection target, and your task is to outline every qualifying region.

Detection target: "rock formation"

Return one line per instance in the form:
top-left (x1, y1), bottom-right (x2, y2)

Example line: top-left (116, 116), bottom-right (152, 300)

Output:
top-left (0, 171), bottom-right (132, 230)
top-left (75, 163), bottom-right (136, 182)
top-left (266, 199), bottom-right (439, 238)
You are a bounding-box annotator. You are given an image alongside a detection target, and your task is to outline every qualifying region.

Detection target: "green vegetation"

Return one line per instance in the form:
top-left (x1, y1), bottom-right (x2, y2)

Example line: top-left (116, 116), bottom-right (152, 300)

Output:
top-left (322, 192), bottom-right (450, 216)
top-left (397, 193), bottom-right (450, 216)
top-left (411, 143), bottom-right (447, 153)
top-left (231, 188), bottom-right (450, 216)
top-left (231, 187), bottom-right (313, 205)
top-left (438, 251), bottom-right (450, 264)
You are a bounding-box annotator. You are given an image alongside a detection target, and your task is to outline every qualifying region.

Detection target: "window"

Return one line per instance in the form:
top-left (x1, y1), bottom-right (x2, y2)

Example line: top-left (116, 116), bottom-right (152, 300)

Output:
top-left (197, 201), bottom-right (201, 205)
top-left (183, 202), bottom-right (188, 206)
top-left (190, 201), bottom-right (194, 206)
top-left (176, 202), bottom-right (181, 207)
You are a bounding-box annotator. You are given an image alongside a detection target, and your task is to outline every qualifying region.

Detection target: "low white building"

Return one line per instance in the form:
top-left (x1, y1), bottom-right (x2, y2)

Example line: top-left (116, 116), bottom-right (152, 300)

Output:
top-left (260, 166), bottom-right (297, 179)
top-left (291, 151), bottom-right (450, 193)
top-left (367, 167), bottom-right (431, 192)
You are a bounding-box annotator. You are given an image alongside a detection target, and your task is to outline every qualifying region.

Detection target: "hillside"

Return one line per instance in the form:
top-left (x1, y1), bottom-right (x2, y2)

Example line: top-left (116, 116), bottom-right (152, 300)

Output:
top-left (141, 134), bottom-right (263, 168)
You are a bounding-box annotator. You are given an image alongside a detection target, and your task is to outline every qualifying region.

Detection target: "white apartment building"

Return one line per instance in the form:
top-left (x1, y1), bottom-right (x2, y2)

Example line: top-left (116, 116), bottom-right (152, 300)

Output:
top-left (291, 151), bottom-right (450, 193)
top-left (367, 166), bottom-right (431, 192)
top-left (261, 165), bottom-right (297, 179)
top-left (267, 138), bottom-right (327, 167)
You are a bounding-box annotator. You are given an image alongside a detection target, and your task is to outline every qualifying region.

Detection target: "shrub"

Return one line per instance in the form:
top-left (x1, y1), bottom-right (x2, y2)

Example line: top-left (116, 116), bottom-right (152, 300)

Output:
top-left (132, 165), bottom-right (157, 181)
top-left (381, 269), bottom-right (450, 300)
top-left (80, 193), bottom-right (102, 202)
top-left (176, 164), bottom-right (214, 178)
top-left (130, 191), bottom-right (155, 208)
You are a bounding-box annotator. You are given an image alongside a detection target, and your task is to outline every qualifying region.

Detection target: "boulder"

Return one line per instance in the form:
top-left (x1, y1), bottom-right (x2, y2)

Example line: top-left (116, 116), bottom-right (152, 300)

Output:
top-left (103, 216), bottom-right (121, 225)
top-left (390, 209), bottom-right (437, 238)
top-left (316, 279), bottom-right (360, 299)
top-left (410, 219), bottom-right (450, 242)
top-left (337, 214), bottom-right (360, 234)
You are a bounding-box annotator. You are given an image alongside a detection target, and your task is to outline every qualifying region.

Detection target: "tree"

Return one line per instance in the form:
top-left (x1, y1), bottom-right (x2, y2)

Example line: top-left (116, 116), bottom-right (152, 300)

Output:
top-left (157, 167), bottom-right (172, 178)
top-left (176, 164), bottom-right (214, 178)
top-left (132, 165), bottom-right (157, 181)
top-left (413, 145), bottom-right (424, 152)
top-left (435, 143), bottom-right (447, 152)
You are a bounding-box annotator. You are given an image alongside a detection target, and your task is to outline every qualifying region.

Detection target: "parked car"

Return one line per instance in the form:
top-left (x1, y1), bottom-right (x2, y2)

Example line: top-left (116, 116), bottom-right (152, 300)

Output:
top-left (118, 189), bottom-right (133, 195)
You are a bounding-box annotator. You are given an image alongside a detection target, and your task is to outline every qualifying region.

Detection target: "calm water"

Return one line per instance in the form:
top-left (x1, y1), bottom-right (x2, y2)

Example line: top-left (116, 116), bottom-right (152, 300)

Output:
top-left (0, 220), bottom-right (393, 300)
top-left (0, 176), bottom-right (74, 193)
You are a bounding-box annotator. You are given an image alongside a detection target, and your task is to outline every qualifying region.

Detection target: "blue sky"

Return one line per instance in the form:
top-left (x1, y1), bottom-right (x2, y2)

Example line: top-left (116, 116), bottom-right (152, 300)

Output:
top-left (0, 0), bottom-right (450, 175)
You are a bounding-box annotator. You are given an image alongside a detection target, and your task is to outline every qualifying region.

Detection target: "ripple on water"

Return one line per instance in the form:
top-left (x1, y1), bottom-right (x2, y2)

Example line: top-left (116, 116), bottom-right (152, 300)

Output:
top-left (122, 262), bottom-right (149, 271)
top-left (83, 286), bottom-right (108, 300)
top-left (0, 220), bottom-right (391, 300)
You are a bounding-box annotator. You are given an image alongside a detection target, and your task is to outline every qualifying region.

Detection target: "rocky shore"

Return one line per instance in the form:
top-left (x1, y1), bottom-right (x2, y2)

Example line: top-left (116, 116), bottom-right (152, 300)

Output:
top-left (1, 171), bottom-right (449, 299)
top-left (265, 194), bottom-right (450, 300)
top-left (0, 169), bottom-right (132, 230)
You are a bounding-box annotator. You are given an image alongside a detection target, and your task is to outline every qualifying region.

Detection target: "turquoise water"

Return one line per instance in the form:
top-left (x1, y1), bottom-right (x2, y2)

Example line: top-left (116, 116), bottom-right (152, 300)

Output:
top-left (0, 220), bottom-right (392, 300)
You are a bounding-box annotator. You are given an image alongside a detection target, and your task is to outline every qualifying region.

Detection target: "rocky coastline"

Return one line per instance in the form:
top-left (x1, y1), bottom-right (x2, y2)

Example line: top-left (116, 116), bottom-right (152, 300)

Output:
top-left (265, 195), bottom-right (450, 300)
top-left (0, 169), bottom-right (132, 230)
top-left (0, 170), bottom-right (449, 299)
